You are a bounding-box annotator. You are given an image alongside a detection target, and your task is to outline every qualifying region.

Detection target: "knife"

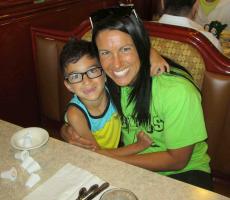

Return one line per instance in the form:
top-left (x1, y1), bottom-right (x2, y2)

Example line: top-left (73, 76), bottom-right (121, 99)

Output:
top-left (84, 182), bottom-right (110, 200)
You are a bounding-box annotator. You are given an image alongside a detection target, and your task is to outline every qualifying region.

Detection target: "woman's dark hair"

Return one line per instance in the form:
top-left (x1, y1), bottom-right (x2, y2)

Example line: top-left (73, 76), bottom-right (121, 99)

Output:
top-left (91, 8), bottom-right (152, 125)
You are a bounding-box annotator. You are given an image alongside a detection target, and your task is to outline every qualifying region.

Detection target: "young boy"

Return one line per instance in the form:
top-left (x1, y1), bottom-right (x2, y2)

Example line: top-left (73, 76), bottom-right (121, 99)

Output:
top-left (60, 38), bottom-right (151, 152)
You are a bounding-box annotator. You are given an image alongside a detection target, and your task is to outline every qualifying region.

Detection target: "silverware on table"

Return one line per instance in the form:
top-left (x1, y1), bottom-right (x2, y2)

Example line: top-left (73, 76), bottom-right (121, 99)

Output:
top-left (84, 182), bottom-right (110, 200)
top-left (76, 187), bottom-right (87, 200)
top-left (76, 184), bottom-right (99, 200)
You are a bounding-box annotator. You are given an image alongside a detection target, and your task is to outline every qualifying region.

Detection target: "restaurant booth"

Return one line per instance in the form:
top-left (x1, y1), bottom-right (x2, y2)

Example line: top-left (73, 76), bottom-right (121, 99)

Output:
top-left (1, 0), bottom-right (230, 197)
top-left (31, 19), bottom-right (230, 198)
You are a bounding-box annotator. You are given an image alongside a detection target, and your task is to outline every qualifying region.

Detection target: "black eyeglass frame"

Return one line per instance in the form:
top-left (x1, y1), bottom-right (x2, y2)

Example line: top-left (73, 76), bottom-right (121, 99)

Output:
top-left (65, 66), bottom-right (103, 84)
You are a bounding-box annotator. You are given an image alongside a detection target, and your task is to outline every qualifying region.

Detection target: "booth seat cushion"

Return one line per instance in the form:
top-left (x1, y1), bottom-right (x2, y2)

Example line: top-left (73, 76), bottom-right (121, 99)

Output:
top-left (34, 36), bottom-right (71, 122)
top-left (202, 71), bottom-right (230, 177)
top-left (150, 37), bottom-right (205, 88)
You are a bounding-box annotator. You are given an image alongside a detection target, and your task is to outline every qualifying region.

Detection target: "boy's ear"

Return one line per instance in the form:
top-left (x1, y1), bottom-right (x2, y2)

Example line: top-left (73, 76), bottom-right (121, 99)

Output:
top-left (64, 80), bottom-right (74, 93)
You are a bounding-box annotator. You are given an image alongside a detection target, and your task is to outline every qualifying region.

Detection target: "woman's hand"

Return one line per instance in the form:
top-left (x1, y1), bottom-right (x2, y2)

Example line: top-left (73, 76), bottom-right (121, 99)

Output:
top-left (150, 48), bottom-right (170, 76)
top-left (136, 131), bottom-right (152, 149)
top-left (60, 124), bottom-right (97, 150)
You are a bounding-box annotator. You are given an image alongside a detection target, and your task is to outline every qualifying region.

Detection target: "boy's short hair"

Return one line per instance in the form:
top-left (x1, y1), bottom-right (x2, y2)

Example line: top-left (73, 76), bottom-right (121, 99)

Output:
top-left (164, 0), bottom-right (196, 16)
top-left (59, 38), bottom-right (97, 74)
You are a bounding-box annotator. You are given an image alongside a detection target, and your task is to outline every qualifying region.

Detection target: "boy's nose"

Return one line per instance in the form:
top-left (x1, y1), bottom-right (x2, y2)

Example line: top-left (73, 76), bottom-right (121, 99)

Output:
top-left (82, 73), bottom-right (91, 84)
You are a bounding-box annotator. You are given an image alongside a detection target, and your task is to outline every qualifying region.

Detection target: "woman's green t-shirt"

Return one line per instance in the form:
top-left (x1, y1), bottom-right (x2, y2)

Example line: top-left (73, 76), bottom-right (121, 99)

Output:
top-left (120, 73), bottom-right (210, 176)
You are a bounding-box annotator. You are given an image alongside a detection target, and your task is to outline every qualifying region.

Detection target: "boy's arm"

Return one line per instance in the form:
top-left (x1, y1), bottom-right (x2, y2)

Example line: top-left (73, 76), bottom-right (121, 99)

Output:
top-left (150, 48), bottom-right (170, 75)
top-left (65, 106), bottom-right (100, 149)
top-left (96, 131), bottom-right (152, 156)
top-left (60, 124), bottom-right (96, 149)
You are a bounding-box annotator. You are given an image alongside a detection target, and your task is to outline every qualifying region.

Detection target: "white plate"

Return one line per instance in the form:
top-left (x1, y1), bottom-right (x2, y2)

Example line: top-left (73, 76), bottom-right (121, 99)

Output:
top-left (11, 127), bottom-right (49, 150)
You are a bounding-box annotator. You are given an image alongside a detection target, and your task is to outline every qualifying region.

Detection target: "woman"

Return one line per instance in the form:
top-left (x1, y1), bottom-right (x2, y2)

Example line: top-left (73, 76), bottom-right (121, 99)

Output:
top-left (62, 7), bottom-right (212, 190)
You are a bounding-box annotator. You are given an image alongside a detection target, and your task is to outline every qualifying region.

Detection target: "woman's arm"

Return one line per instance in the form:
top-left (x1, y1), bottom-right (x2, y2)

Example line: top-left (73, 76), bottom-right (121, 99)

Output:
top-left (60, 123), bottom-right (194, 171)
top-left (97, 145), bottom-right (194, 171)
top-left (60, 124), bottom-right (96, 149)
top-left (60, 123), bottom-right (97, 149)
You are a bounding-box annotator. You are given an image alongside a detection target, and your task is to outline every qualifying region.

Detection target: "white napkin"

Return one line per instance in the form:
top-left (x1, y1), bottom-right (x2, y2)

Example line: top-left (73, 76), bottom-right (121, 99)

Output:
top-left (23, 163), bottom-right (112, 200)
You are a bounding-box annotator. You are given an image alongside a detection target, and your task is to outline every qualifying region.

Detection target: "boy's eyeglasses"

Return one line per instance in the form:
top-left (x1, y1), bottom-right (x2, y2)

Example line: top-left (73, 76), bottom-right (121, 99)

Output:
top-left (89, 6), bottom-right (138, 28)
top-left (65, 66), bottom-right (103, 84)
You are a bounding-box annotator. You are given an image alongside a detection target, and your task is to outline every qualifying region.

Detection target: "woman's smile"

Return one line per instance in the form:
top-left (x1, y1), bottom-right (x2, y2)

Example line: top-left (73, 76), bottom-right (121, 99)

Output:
top-left (113, 67), bottom-right (130, 77)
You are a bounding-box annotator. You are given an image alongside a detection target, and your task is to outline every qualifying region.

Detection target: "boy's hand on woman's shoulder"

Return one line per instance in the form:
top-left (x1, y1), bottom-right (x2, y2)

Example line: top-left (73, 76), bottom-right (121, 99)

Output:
top-left (150, 48), bottom-right (170, 76)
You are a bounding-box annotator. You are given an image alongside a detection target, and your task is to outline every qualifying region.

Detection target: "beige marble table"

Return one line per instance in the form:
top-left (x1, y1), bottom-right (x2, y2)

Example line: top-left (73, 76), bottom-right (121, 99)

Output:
top-left (1, 119), bottom-right (229, 200)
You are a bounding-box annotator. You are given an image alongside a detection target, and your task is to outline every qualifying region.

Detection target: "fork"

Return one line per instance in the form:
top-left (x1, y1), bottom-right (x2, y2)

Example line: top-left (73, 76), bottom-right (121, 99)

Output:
top-left (76, 184), bottom-right (99, 200)
top-left (76, 187), bottom-right (87, 200)
top-left (84, 182), bottom-right (110, 200)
